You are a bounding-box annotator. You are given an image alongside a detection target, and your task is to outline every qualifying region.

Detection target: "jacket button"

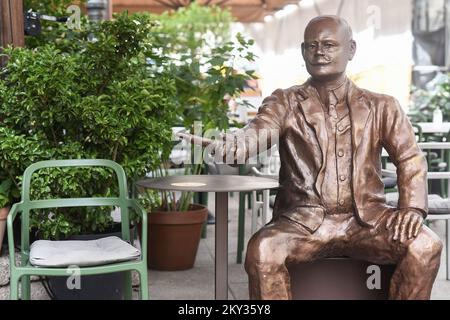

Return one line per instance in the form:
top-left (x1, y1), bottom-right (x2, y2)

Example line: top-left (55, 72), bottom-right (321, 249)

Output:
top-left (339, 199), bottom-right (345, 206)
top-left (338, 150), bottom-right (344, 157)
top-left (339, 175), bottom-right (346, 181)
top-left (338, 125), bottom-right (345, 131)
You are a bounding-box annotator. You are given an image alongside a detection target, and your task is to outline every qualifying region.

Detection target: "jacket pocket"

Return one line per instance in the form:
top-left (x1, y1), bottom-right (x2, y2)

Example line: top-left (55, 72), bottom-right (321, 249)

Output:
top-left (280, 206), bottom-right (325, 233)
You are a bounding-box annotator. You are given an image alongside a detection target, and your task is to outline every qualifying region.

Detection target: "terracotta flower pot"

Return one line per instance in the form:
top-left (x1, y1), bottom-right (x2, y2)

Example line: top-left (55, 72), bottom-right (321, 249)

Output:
top-left (146, 204), bottom-right (208, 271)
top-left (0, 207), bottom-right (10, 255)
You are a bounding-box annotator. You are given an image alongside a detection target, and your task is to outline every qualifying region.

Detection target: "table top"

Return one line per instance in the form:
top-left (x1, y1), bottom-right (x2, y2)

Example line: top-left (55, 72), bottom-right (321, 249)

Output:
top-left (136, 175), bottom-right (279, 192)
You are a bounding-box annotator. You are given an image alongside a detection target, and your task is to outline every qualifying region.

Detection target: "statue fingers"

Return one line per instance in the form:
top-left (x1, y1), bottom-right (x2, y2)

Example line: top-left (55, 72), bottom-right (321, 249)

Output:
top-left (386, 212), bottom-right (397, 230)
top-left (400, 215), bottom-right (413, 243)
top-left (221, 143), bottom-right (228, 162)
top-left (407, 215), bottom-right (417, 239)
top-left (393, 212), bottom-right (405, 241)
top-left (235, 144), bottom-right (247, 164)
top-left (413, 216), bottom-right (424, 237)
top-left (176, 132), bottom-right (213, 147)
top-left (224, 142), bottom-right (236, 164)
top-left (212, 142), bottom-right (225, 163)
top-left (407, 214), bottom-right (422, 239)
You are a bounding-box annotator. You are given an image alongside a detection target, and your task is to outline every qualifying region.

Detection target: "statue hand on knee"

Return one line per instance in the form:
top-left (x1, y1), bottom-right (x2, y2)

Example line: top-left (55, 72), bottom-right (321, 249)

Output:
top-left (386, 209), bottom-right (424, 243)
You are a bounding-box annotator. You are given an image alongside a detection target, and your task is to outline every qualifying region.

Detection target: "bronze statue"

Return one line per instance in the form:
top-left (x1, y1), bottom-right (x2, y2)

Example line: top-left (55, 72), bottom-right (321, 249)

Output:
top-left (179, 15), bottom-right (443, 300)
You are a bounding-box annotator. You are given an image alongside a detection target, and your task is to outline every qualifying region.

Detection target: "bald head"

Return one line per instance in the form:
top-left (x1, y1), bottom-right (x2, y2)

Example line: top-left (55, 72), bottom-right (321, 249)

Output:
top-left (305, 15), bottom-right (353, 42)
top-left (301, 15), bottom-right (356, 83)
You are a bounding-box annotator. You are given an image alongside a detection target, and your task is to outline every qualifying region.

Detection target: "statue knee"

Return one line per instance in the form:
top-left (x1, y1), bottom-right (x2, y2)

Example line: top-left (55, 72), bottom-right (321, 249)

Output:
top-left (245, 230), bottom-right (286, 274)
top-left (407, 227), bottom-right (443, 267)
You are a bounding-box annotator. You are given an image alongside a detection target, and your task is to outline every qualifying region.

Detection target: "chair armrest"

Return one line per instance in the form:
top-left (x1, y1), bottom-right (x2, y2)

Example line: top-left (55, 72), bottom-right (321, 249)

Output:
top-left (381, 169), bottom-right (450, 180)
top-left (418, 142), bottom-right (450, 149)
top-left (128, 199), bottom-right (148, 262)
top-left (7, 203), bottom-right (22, 268)
top-left (427, 172), bottom-right (450, 179)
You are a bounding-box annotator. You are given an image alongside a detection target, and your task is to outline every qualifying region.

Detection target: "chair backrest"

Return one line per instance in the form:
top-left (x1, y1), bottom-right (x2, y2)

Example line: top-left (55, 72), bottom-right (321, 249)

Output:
top-left (383, 142), bottom-right (450, 200)
top-left (22, 159), bottom-right (128, 203)
top-left (19, 159), bottom-right (132, 248)
top-left (411, 123), bottom-right (424, 142)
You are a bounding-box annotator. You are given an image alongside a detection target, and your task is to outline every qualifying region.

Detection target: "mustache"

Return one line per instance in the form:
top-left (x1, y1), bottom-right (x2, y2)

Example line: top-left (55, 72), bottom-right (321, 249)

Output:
top-left (309, 57), bottom-right (332, 65)
top-left (309, 55), bottom-right (332, 65)
top-left (309, 61), bottom-right (331, 66)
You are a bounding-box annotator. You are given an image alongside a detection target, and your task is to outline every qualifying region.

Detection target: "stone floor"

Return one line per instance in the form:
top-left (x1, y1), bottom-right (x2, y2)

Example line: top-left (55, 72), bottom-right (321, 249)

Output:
top-left (0, 192), bottom-right (449, 300)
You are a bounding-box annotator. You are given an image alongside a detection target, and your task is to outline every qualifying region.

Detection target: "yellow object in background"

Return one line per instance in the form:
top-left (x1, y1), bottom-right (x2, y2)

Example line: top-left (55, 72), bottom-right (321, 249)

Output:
top-left (350, 64), bottom-right (412, 110)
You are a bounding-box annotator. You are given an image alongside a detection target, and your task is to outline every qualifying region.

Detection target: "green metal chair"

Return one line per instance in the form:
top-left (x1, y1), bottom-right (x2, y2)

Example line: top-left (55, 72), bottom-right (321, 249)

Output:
top-left (7, 159), bottom-right (149, 300)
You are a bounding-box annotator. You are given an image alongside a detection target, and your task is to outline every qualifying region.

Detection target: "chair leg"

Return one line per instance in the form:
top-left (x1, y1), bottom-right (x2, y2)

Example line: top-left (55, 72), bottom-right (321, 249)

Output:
top-left (251, 191), bottom-right (259, 235)
top-left (124, 271), bottom-right (133, 300)
top-left (200, 192), bottom-right (208, 239)
top-left (446, 220), bottom-right (450, 280)
top-left (138, 269), bottom-right (149, 300)
top-left (262, 189), bottom-right (270, 225)
top-left (21, 275), bottom-right (31, 300)
top-left (200, 220), bottom-right (207, 239)
top-left (10, 274), bottom-right (19, 300)
top-left (236, 192), bottom-right (246, 264)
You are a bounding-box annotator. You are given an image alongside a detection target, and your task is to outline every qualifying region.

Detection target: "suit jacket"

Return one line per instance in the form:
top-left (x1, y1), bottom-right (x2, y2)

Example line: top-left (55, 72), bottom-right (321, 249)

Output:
top-left (241, 79), bottom-right (428, 232)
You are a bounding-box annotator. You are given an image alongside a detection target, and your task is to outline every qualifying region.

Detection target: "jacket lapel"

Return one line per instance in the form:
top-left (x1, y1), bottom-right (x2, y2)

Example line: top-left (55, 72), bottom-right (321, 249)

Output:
top-left (296, 82), bottom-right (328, 155)
top-left (346, 81), bottom-right (372, 152)
top-left (296, 82), bottom-right (328, 192)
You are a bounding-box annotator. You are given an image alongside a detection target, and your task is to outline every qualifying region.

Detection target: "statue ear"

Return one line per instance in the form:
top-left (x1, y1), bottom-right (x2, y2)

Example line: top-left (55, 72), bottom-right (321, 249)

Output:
top-left (301, 42), bottom-right (306, 58)
top-left (349, 40), bottom-right (356, 60)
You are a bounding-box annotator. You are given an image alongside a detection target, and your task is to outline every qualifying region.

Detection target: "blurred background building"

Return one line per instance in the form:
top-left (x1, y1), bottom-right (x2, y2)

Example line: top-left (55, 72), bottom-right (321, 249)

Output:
top-left (109, 0), bottom-right (450, 110)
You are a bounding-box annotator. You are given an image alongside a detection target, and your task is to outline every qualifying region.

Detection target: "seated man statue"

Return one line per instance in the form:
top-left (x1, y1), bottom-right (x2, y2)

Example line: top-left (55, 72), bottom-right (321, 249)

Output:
top-left (180, 15), bottom-right (443, 300)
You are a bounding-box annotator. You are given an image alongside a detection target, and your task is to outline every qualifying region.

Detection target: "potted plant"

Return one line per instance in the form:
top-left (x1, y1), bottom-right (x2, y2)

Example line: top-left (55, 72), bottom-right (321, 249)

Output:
top-left (0, 179), bottom-right (14, 254)
top-left (0, 10), bottom-right (177, 239)
top-left (137, 185), bottom-right (209, 271)
top-left (408, 73), bottom-right (450, 124)
top-left (137, 3), bottom-right (257, 271)
top-left (0, 180), bottom-right (12, 255)
top-left (0, 10), bottom-right (177, 298)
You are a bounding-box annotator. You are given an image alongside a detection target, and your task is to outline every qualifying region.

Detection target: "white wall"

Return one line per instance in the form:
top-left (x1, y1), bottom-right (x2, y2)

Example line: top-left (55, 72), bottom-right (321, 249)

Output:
top-left (234, 0), bottom-right (413, 107)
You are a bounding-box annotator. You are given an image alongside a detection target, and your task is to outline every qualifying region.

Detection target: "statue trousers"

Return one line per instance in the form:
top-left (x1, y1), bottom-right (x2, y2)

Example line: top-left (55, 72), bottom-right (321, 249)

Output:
top-left (245, 209), bottom-right (443, 300)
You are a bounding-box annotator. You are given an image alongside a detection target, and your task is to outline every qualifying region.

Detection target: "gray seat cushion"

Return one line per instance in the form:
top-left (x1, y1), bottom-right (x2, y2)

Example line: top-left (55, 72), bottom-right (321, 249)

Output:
top-left (29, 236), bottom-right (140, 267)
top-left (382, 177), bottom-right (397, 189)
top-left (385, 193), bottom-right (450, 215)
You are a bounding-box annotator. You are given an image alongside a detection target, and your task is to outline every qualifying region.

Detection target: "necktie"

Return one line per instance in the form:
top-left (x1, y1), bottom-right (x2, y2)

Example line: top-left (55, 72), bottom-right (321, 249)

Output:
top-left (328, 90), bottom-right (338, 119)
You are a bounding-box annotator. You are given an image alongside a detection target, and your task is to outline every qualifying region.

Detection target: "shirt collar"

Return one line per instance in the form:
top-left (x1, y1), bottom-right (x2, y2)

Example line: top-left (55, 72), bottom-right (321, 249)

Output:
top-left (331, 78), bottom-right (348, 104)
top-left (309, 76), bottom-right (348, 104)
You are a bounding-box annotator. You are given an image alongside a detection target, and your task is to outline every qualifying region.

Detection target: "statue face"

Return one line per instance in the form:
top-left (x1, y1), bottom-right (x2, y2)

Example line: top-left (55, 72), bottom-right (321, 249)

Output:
top-left (302, 18), bottom-right (355, 81)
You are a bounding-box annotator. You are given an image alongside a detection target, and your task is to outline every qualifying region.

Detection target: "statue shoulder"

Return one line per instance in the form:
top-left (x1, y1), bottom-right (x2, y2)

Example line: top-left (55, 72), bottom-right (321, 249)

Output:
top-left (355, 86), bottom-right (401, 111)
top-left (285, 83), bottom-right (310, 101)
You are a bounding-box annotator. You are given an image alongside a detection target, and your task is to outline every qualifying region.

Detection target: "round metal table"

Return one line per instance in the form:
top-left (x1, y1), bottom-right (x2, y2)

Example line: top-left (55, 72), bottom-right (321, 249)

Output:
top-left (136, 174), bottom-right (279, 300)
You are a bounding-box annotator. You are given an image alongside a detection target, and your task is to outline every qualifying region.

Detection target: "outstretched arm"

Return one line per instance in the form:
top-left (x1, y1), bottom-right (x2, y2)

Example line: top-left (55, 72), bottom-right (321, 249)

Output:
top-left (177, 89), bottom-right (289, 164)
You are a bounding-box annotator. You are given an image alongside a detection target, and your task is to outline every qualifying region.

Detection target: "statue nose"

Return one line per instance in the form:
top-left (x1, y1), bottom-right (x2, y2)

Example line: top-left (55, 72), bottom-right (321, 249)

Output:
top-left (314, 44), bottom-right (326, 56)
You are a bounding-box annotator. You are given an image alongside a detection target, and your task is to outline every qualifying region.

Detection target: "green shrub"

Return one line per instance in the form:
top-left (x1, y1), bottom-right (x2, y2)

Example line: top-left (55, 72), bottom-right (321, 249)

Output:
top-left (409, 73), bottom-right (450, 122)
top-left (0, 12), bottom-right (177, 239)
